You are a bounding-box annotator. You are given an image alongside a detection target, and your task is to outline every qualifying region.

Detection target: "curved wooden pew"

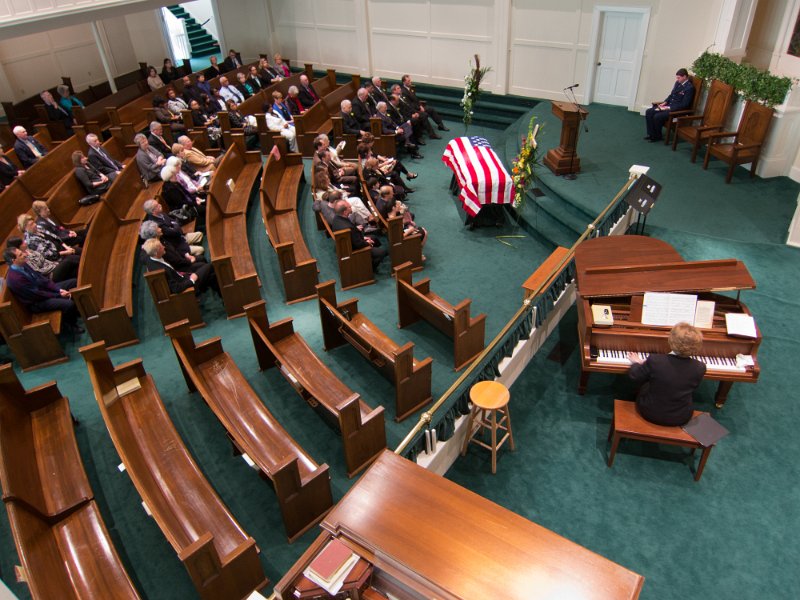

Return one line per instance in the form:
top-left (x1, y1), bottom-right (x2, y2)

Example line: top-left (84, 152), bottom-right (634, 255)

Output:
top-left (206, 135), bottom-right (262, 318)
top-left (260, 143), bottom-right (318, 303)
top-left (317, 203), bottom-right (375, 290)
top-left (144, 269), bottom-right (205, 332)
top-left (0, 182), bottom-right (37, 258)
top-left (166, 320), bottom-right (334, 540)
top-left (0, 279), bottom-right (66, 372)
top-left (80, 342), bottom-right (267, 599)
top-left (317, 280), bottom-right (432, 422)
top-left (395, 261), bottom-right (486, 371)
top-left (245, 300), bottom-right (386, 477)
top-left (16, 134), bottom-right (83, 201)
top-left (72, 162), bottom-right (156, 349)
top-left (0, 364), bottom-right (140, 600)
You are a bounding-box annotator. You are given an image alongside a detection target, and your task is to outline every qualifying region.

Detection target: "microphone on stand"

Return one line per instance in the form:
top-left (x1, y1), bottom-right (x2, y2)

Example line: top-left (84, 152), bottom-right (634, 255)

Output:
top-left (564, 83), bottom-right (580, 90)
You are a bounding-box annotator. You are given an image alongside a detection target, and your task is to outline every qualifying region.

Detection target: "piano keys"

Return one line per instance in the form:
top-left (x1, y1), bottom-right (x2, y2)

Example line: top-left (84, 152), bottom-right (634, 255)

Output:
top-left (575, 236), bottom-right (760, 408)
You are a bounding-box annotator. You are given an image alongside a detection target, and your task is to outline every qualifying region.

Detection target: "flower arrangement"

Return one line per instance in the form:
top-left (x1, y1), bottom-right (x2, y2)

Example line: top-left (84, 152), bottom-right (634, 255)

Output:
top-left (511, 116), bottom-right (541, 211)
top-left (461, 54), bottom-right (491, 128)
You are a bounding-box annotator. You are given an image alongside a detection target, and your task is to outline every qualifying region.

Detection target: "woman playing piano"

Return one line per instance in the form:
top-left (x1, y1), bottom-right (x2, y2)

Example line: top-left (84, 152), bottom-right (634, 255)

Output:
top-left (627, 322), bottom-right (706, 426)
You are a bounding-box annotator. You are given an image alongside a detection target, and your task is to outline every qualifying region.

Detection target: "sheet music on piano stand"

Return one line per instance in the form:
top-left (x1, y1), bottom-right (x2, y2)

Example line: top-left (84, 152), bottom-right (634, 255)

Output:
top-left (641, 292), bottom-right (697, 326)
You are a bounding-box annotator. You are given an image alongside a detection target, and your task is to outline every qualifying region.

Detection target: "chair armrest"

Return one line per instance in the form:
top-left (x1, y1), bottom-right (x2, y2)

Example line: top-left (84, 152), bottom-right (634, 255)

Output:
top-left (706, 131), bottom-right (738, 140)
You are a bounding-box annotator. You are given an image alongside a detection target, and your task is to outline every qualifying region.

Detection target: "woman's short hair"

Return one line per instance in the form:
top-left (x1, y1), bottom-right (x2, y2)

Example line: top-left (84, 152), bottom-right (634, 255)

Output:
top-left (31, 200), bottom-right (47, 215)
top-left (17, 214), bottom-right (33, 233)
top-left (139, 220), bottom-right (160, 240)
top-left (160, 165), bottom-right (176, 181)
top-left (288, 85), bottom-right (299, 95)
top-left (668, 322), bottom-right (703, 357)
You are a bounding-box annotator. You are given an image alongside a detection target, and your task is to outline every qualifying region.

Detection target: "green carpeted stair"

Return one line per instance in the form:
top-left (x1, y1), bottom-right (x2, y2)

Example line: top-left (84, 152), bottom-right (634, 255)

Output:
top-left (167, 5), bottom-right (220, 58)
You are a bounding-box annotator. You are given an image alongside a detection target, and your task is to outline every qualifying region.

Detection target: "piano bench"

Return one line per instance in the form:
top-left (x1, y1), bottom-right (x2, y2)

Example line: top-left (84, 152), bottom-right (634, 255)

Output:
top-left (607, 400), bottom-right (713, 482)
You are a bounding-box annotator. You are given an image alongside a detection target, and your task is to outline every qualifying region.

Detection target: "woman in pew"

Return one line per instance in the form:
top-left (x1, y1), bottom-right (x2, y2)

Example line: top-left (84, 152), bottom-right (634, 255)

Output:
top-left (55, 84), bottom-right (84, 117)
top-left (273, 53), bottom-right (291, 78)
top-left (153, 96), bottom-right (187, 136)
top-left (18, 214), bottom-right (79, 280)
top-left (377, 185), bottom-right (427, 254)
top-left (161, 58), bottom-right (180, 84)
top-left (363, 156), bottom-right (412, 200)
top-left (286, 86), bottom-right (305, 116)
top-left (160, 164), bottom-right (205, 222)
top-left (72, 150), bottom-right (110, 196)
top-left (7, 237), bottom-right (60, 281)
top-left (257, 57), bottom-right (281, 85)
top-left (225, 99), bottom-right (261, 150)
top-left (359, 134), bottom-right (418, 181)
top-left (147, 66), bottom-right (165, 91)
top-left (0, 143), bottom-right (24, 191)
top-left (312, 169), bottom-right (375, 229)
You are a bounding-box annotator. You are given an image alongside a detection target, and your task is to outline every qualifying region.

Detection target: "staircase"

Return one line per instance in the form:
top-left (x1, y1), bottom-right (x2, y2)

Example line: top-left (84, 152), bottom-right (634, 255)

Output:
top-left (167, 4), bottom-right (220, 59)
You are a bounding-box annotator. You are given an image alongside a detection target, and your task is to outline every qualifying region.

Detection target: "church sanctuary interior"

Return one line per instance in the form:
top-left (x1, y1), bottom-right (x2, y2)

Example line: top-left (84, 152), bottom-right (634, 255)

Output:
top-left (2, 0), bottom-right (800, 599)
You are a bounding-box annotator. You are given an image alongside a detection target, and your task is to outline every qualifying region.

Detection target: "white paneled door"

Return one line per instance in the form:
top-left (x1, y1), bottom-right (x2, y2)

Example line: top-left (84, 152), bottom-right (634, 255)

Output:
top-left (592, 11), bottom-right (644, 106)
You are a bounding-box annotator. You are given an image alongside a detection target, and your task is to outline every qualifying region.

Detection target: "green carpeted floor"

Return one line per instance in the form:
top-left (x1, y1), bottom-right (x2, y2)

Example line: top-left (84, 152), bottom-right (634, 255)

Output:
top-left (0, 118), bottom-right (553, 598)
top-left (449, 103), bottom-right (800, 599)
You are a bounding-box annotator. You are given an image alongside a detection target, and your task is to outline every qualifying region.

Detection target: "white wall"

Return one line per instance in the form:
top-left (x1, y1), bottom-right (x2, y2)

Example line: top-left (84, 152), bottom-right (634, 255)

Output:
top-left (214, 0), bottom-right (271, 62)
top-left (124, 9), bottom-right (170, 71)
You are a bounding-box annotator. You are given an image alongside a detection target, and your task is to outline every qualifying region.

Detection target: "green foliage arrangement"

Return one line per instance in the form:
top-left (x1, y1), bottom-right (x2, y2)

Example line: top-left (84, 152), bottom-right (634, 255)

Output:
top-left (461, 54), bottom-right (491, 128)
top-left (691, 51), bottom-right (794, 107)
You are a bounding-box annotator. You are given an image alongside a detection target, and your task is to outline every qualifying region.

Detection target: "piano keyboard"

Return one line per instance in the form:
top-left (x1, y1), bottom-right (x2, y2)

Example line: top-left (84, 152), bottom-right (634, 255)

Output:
top-left (596, 349), bottom-right (746, 373)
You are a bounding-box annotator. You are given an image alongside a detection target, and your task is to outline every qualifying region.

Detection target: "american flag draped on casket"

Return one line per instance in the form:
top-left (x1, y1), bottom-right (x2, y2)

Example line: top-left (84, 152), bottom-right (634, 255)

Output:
top-left (441, 136), bottom-right (514, 217)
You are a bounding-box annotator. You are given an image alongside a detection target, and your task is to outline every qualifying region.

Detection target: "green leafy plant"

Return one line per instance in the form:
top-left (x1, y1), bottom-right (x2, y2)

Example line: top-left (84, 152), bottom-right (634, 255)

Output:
top-left (461, 54), bottom-right (491, 128)
top-left (691, 51), bottom-right (794, 107)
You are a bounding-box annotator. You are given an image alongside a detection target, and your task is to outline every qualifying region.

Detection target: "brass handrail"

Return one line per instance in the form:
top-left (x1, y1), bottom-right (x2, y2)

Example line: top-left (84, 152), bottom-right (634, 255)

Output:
top-left (394, 175), bottom-right (635, 455)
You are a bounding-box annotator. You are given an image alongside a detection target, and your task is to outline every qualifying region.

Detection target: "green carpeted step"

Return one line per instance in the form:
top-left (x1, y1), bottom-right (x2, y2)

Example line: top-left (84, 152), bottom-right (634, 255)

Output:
top-left (513, 200), bottom-right (578, 249)
top-left (189, 33), bottom-right (213, 44)
top-left (533, 194), bottom-right (592, 235)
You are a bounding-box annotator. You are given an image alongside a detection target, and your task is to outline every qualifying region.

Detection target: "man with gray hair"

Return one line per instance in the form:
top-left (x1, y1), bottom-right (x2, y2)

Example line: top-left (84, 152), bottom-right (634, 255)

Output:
top-left (351, 88), bottom-right (373, 130)
top-left (148, 121), bottom-right (172, 157)
top-left (12, 126), bottom-right (47, 168)
top-left (86, 133), bottom-right (123, 180)
top-left (141, 238), bottom-right (216, 296)
top-left (140, 219), bottom-right (210, 278)
top-left (143, 198), bottom-right (203, 255)
top-left (340, 99), bottom-right (367, 138)
top-left (134, 133), bottom-right (166, 182)
top-left (298, 74), bottom-right (320, 109)
top-left (331, 199), bottom-right (386, 271)
top-left (177, 135), bottom-right (221, 170)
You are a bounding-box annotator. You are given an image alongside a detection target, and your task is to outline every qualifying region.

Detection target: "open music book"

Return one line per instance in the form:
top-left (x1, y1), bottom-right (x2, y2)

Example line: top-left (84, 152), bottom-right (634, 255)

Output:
top-left (641, 292), bottom-right (697, 327)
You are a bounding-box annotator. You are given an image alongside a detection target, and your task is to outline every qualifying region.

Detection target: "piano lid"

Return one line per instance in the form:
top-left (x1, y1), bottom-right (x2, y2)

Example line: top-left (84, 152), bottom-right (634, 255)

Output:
top-left (575, 236), bottom-right (755, 297)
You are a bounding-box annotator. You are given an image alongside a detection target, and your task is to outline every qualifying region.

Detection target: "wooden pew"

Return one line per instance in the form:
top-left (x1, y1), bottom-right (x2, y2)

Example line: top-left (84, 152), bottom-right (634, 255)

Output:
top-left (80, 342), bottom-right (267, 600)
top-left (0, 279), bottom-right (66, 372)
top-left (144, 269), bottom-right (204, 332)
top-left (359, 165), bottom-right (424, 271)
top-left (0, 364), bottom-right (141, 600)
top-left (0, 182), bottom-right (37, 255)
top-left (165, 320), bottom-right (334, 540)
top-left (45, 171), bottom-right (101, 231)
top-left (259, 142), bottom-right (319, 303)
top-left (245, 299), bottom-right (386, 477)
top-left (73, 80), bottom-right (150, 131)
top-left (206, 135), bottom-right (263, 317)
top-left (317, 200), bottom-right (375, 290)
top-left (394, 261), bottom-right (486, 371)
top-left (71, 163), bottom-right (153, 349)
top-left (331, 115), bottom-right (396, 159)
top-left (292, 70), bottom-right (339, 156)
top-left (317, 280), bottom-right (433, 422)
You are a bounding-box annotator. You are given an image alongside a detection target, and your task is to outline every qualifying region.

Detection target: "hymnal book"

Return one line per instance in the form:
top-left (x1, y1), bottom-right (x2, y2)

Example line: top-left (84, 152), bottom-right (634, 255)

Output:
top-left (591, 304), bottom-right (614, 326)
top-left (303, 538), bottom-right (359, 594)
top-left (226, 178), bottom-right (235, 193)
top-left (641, 292), bottom-right (697, 327)
top-left (682, 413), bottom-right (730, 447)
top-left (693, 300), bottom-right (715, 329)
top-left (725, 313), bottom-right (757, 338)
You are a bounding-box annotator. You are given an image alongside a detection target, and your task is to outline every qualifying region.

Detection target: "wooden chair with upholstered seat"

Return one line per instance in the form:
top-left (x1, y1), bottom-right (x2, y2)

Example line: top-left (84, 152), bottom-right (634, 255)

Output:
top-left (672, 79), bottom-right (735, 162)
top-left (702, 100), bottom-right (774, 183)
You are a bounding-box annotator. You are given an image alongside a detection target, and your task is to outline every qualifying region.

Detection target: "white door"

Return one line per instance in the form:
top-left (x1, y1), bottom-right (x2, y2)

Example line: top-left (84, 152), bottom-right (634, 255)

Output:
top-left (593, 11), bottom-right (644, 106)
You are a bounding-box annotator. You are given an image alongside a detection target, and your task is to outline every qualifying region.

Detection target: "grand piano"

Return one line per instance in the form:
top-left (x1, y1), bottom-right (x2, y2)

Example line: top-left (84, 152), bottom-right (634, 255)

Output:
top-left (575, 235), bottom-right (760, 408)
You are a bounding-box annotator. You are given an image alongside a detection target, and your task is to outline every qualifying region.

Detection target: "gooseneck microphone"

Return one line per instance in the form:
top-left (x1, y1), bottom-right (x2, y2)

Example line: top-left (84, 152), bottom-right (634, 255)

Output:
top-left (564, 83), bottom-right (580, 90)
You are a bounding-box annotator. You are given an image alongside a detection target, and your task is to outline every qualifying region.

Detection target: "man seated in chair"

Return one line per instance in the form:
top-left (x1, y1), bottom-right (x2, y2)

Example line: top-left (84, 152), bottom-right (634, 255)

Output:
top-left (627, 322), bottom-right (706, 426)
top-left (644, 68), bottom-right (695, 143)
top-left (12, 126), bottom-right (47, 169)
top-left (141, 238), bottom-right (216, 297)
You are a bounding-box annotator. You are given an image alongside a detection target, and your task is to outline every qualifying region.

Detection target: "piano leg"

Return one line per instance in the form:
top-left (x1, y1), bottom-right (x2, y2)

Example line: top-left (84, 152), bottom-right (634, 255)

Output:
top-left (714, 381), bottom-right (733, 409)
top-left (578, 371), bottom-right (589, 395)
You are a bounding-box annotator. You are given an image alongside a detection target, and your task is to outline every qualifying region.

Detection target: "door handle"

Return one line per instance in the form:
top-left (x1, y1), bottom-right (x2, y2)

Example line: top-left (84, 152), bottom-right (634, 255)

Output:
top-left (597, 62), bottom-right (602, 66)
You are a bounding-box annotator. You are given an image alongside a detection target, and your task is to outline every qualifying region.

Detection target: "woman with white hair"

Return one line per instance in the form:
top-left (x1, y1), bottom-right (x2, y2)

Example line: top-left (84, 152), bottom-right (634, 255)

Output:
top-left (285, 86), bottom-right (305, 116)
top-left (160, 164), bottom-right (202, 217)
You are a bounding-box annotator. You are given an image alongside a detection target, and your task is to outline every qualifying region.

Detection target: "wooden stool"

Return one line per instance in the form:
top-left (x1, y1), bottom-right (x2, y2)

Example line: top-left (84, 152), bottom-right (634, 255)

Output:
top-left (608, 399), bottom-right (714, 481)
top-left (460, 381), bottom-right (515, 473)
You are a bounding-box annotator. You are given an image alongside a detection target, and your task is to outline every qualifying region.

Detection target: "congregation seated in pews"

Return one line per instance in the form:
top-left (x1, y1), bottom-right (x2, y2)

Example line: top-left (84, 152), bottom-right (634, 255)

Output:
top-left (80, 342), bottom-right (268, 600)
top-left (0, 365), bottom-right (141, 599)
top-left (245, 299), bottom-right (387, 477)
top-left (165, 319), bottom-right (334, 540)
top-left (317, 280), bottom-right (433, 421)
top-left (395, 261), bottom-right (486, 370)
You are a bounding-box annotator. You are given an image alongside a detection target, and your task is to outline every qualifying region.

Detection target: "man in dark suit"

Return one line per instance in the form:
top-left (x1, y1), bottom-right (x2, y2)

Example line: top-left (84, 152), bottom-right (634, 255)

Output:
top-left (644, 68), bottom-right (695, 142)
top-left (141, 238), bottom-right (215, 296)
top-left (85, 133), bottom-right (123, 181)
top-left (297, 74), bottom-right (320, 109)
top-left (0, 143), bottom-right (24, 191)
top-left (401, 74), bottom-right (449, 131)
top-left (340, 99), bottom-right (368, 137)
top-left (627, 322), bottom-right (706, 426)
top-left (351, 90), bottom-right (374, 131)
top-left (3, 246), bottom-right (81, 330)
top-left (147, 122), bottom-right (172, 157)
top-left (392, 83), bottom-right (440, 139)
top-left (376, 101), bottom-right (421, 158)
top-left (205, 55), bottom-right (223, 79)
top-left (12, 126), bottom-right (47, 168)
top-left (331, 200), bottom-right (386, 271)
top-left (223, 49), bottom-right (243, 71)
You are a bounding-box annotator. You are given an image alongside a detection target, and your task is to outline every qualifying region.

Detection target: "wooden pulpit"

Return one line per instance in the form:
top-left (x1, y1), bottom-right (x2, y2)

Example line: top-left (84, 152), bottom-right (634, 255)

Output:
top-left (544, 101), bottom-right (588, 176)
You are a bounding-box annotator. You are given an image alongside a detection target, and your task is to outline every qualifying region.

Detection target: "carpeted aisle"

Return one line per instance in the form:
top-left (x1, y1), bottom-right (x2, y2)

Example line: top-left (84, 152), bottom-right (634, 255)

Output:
top-left (449, 103), bottom-right (800, 599)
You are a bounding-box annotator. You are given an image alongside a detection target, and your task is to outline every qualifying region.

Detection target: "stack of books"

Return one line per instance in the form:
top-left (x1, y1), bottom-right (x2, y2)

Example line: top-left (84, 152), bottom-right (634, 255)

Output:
top-left (302, 538), bottom-right (360, 596)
